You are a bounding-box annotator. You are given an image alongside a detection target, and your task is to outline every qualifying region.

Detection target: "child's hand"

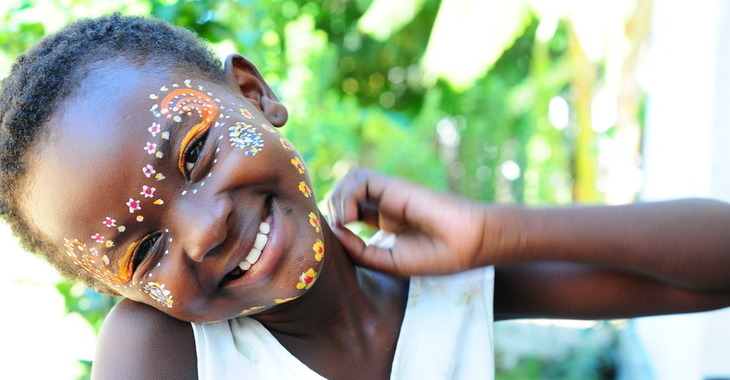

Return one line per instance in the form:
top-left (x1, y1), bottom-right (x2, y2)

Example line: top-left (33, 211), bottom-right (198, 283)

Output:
top-left (328, 169), bottom-right (511, 276)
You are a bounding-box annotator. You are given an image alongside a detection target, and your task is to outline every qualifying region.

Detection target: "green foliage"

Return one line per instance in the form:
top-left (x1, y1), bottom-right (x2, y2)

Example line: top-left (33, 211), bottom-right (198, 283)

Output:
top-left (55, 279), bottom-right (117, 334)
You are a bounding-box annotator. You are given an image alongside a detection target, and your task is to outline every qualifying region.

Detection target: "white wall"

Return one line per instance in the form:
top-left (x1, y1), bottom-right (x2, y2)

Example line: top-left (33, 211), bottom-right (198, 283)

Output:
top-left (639, 1), bottom-right (730, 379)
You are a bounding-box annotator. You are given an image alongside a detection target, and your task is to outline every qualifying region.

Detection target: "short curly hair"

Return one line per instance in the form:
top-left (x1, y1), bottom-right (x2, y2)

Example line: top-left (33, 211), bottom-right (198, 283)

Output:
top-left (0, 13), bottom-right (227, 293)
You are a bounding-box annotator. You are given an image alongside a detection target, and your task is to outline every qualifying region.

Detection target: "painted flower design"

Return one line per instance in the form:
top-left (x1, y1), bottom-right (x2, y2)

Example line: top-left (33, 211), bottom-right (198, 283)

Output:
top-left (103, 217), bottom-right (116, 227)
top-left (309, 212), bottom-right (320, 233)
top-left (144, 142), bottom-right (157, 154)
top-left (298, 181), bottom-right (312, 198)
top-left (126, 198), bottom-right (142, 213)
top-left (312, 239), bottom-right (324, 262)
top-left (142, 164), bottom-right (156, 178)
top-left (88, 247), bottom-right (99, 256)
top-left (239, 108), bottom-right (254, 119)
top-left (296, 268), bottom-right (317, 290)
top-left (148, 122), bottom-right (161, 137)
top-left (279, 137), bottom-right (293, 151)
top-left (140, 185), bottom-right (156, 198)
top-left (143, 282), bottom-right (174, 308)
top-left (291, 157), bottom-right (305, 174)
top-left (91, 233), bottom-right (105, 243)
top-left (228, 122), bottom-right (264, 156)
top-left (261, 124), bottom-right (276, 133)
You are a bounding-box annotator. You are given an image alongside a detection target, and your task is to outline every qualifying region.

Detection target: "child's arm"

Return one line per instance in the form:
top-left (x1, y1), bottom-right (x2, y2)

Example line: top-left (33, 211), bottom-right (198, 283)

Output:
top-left (330, 169), bottom-right (730, 319)
top-left (92, 299), bottom-right (197, 379)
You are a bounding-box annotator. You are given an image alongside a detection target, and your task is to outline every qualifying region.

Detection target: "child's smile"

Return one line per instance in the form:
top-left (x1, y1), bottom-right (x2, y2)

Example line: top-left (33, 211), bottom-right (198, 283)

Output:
top-left (23, 60), bottom-right (325, 322)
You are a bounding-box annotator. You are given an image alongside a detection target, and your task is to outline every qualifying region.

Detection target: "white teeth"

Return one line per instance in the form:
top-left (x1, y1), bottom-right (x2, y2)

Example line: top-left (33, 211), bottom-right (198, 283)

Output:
top-left (245, 248), bottom-right (262, 264)
top-left (259, 222), bottom-right (270, 234)
top-left (253, 233), bottom-right (268, 250)
top-left (239, 221), bottom-right (270, 271)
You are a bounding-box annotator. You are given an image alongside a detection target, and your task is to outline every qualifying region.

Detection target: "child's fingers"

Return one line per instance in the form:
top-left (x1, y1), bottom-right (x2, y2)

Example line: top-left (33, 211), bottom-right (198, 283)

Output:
top-left (329, 169), bottom-right (389, 226)
top-left (331, 226), bottom-right (401, 274)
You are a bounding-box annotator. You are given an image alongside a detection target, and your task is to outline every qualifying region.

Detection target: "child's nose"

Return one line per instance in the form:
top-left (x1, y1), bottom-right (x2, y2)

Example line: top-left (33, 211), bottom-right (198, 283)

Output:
top-left (173, 195), bottom-right (231, 262)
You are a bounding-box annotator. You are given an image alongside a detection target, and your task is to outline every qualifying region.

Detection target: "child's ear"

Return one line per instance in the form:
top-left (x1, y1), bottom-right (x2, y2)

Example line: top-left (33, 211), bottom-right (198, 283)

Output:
top-left (224, 54), bottom-right (288, 127)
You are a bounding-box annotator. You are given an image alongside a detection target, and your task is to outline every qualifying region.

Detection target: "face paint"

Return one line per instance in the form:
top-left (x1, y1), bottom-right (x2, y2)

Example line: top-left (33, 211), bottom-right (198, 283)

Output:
top-left (312, 239), bottom-right (324, 262)
top-left (64, 238), bottom-right (133, 284)
top-left (144, 142), bottom-right (157, 155)
top-left (143, 281), bottom-right (174, 308)
top-left (158, 88), bottom-right (219, 174)
top-left (260, 123), bottom-right (276, 133)
top-left (240, 305), bottom-right (266, 315)
top-left (140, 185), bottom-right (156, 198)
top-left (126, 198), bottom-right (142, 213)
top-left (296, 268), bottom-right (318, 290)
top-left (274, 296), bottom-right (300, 304)
top-left (279, 137), bottom-right (294, 151)
top-left (309, 213), bottom-right (321, 233)
top-left (228, 122), bottom-right (264, 155)
top-left (298, 181), bottom-right (312, 198)
top-left (290, 157), bottom-right (305, 174)
top-left (148, 122), bottom-right (161, 136)
top-left (61, 78), bottom-right (295, 316)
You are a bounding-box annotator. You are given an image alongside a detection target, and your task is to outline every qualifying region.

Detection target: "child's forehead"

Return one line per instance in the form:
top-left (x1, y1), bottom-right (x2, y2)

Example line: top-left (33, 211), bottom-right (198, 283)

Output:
top-left (65, 62), bottom-right (220, 117)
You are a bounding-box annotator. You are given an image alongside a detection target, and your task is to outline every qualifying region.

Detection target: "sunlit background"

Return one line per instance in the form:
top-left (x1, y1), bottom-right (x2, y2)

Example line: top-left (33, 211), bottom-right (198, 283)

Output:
top-left (1, 0), bottom-right (729, 379)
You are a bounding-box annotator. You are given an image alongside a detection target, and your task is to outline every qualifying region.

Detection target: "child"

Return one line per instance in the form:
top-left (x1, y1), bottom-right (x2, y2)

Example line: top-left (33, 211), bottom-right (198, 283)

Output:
top-left (1, 14), bottom-right (729, 380)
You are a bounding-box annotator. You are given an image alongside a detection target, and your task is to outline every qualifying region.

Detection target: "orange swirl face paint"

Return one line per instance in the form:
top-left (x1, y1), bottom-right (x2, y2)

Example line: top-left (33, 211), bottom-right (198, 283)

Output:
top-left (158, 89), bottom-right (219, 173)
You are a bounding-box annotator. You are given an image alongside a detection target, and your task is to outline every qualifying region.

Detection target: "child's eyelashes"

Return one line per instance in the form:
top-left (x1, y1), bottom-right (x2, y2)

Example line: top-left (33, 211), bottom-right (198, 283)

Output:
top-left (184, 131), bottom-right (208, 175)
top-left (131, 231), bottom-right (163, 272)
top-left (178, 120), bottom-right (213, 181)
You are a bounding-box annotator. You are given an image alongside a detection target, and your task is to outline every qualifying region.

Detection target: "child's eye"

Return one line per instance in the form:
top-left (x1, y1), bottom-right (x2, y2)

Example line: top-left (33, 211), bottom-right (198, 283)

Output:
top-left (131, 232), bottom-right (162, 271)
top-left (184, 133), bottom-right (207, 175)
top-left (178, 121), bottom-right (212, 180)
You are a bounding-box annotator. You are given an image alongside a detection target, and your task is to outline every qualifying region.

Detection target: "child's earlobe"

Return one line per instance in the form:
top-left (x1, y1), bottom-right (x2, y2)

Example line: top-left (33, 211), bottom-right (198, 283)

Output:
top-left (260, 96), bottom-right (288, 127)
top-left (224, 54), bottom-right (288, 127)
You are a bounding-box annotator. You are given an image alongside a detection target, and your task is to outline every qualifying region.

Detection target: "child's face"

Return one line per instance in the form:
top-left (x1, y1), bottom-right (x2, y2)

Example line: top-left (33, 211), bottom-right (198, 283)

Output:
top-left (23, 61), bottom-right (325, 322)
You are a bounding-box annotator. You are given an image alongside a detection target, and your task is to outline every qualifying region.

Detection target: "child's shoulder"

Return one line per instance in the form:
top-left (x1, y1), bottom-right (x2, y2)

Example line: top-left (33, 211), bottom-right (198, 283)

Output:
top-left (91, 299), bottom-right (197, 379)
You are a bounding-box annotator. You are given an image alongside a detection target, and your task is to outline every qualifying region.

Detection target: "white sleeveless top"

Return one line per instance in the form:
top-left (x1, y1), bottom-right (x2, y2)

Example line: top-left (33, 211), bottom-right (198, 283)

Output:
top-left (192, 267), bottom-right (495, 379)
